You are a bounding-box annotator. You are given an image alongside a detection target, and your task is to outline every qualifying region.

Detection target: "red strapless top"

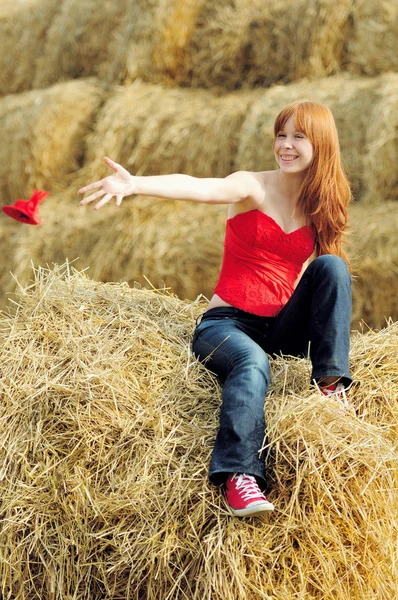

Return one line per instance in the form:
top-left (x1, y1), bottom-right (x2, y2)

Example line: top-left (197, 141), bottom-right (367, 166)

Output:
top-left (214, 210), bottom-right (315, 316)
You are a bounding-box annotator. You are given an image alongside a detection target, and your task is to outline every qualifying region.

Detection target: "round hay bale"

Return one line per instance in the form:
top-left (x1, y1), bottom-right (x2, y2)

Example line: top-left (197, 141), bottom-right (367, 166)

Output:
top-left (361, 73), bottom-right (398, 204)
top-left (350, 201), bottom-right (398, 328)
top-left (82, 81), bottom-right (255, 181)
top-left (0, 79), bottom-right (104, 203)
top-left (129, 0), bottom-right (353, 90)
top-left (346, 0), bottom-right (398, 77)
top-left (32, 0), bottom-right (142, 90)
top-left (0, 0), bottom-right (58, 96)
top-left (0, 262), bottom-right (397, 599)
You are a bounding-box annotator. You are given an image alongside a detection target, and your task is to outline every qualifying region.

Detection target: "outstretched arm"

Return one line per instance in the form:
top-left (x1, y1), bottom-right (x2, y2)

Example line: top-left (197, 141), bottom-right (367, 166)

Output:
top-left (78, 157), bottom-right (261, 210)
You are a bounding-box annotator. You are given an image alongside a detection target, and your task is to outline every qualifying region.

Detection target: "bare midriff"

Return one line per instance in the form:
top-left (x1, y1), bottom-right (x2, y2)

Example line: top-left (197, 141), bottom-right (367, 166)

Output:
top-left (206, 293), bottom-right (233, 311)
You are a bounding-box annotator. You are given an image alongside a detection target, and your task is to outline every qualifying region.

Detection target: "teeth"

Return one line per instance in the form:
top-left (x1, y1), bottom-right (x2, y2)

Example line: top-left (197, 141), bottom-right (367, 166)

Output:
top-left (281, 156), bottom-right (297, 161)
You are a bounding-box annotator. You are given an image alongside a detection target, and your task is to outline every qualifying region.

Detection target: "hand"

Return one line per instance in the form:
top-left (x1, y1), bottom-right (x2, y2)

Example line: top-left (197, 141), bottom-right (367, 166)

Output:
top-left (78, 157), bottom-right (136, 210)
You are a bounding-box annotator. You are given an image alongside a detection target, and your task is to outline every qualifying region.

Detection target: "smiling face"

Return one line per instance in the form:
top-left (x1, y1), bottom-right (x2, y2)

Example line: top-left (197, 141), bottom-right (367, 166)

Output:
top-left (273, 116), bottom-right (314, 175)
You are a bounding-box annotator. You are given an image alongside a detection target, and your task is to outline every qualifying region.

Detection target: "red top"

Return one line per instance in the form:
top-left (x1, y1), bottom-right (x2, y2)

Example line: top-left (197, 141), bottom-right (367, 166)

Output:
top-left (214, 210), bottom-right (315, 316)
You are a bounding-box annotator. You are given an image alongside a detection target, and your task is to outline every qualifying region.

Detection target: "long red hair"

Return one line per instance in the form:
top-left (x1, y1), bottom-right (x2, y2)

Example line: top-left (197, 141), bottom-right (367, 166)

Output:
top-left (273, 101), bottom-right (351, 266)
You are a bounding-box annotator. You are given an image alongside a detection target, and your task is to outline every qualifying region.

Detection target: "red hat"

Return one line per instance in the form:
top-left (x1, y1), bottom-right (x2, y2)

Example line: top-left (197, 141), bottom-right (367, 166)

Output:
top-left (2, 189), bottom-right (50, 225)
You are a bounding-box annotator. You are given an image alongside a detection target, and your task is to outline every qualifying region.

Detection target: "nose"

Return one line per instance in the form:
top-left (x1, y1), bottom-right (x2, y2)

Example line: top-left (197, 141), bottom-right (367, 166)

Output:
top-left (282, 137), bottom-right (293, 148)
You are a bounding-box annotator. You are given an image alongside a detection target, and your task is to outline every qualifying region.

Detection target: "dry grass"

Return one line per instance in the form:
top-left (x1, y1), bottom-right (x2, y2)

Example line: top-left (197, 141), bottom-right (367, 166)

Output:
top-left (0, 0), bottom-right (397, 98)
top-left (81, 81), bottom-right (254, 182)
top-left (141, 0), bottom-right (352, 89)
top-left (350, 201), bottom-right (398, 328)
top-left (0, 0), bottom-right (58, 96)
top-left (0, 79), bottom-right (104, 204)
top-left (346, 0), bottom-right (398, 77)
top-left (0, 262), bottom-right (397, 599)
top-left (32, 0), bottom-right (138, 90)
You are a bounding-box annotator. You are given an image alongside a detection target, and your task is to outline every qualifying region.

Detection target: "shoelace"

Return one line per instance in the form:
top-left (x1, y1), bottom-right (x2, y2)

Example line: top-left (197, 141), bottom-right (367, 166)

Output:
top-left (232, 473), bottom-right (263, 501)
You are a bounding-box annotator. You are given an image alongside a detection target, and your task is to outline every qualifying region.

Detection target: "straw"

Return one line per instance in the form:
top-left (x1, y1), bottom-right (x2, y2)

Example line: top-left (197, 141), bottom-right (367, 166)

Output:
top-left (350, 201), bottom-right (398, 328)
top-left (345, 0), bottom-right (398, 77)
top-left (0, 0), bottom-right (58, 96)
top-left (0, 262), bottom-right (397, 599)
top-left (0, 79), bottom-right (104, 203)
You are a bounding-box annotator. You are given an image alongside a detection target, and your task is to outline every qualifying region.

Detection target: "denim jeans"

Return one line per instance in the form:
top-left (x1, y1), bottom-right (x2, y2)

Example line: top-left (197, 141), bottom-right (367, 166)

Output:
top-left (192, 255), bottom-right (352, 486)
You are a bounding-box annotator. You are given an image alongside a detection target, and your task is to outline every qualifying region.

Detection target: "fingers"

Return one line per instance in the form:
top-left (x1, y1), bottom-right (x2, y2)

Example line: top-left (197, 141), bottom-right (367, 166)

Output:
top-left (79, 189), bottom-right (106, 206)
top-left (78, 157), bottom-right (118, 194)
top-left (104, 156), bottom-right (120, 171)
top-left (78, 180), bottom-right (105, 194)
top-left (115, 195), bottom-right (123, 207)
top-left (94, 193), bottom-right (113, 210)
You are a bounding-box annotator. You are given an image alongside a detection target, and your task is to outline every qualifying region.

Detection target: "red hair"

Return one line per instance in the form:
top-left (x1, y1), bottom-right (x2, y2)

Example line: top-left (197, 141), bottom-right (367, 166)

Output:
top-left (273, 101), bottom-right (351, 266)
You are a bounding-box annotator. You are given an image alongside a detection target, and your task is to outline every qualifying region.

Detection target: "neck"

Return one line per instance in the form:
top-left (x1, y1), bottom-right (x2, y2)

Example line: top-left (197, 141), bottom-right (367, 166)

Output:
top-left (276, 170), bottom-right (305, 205)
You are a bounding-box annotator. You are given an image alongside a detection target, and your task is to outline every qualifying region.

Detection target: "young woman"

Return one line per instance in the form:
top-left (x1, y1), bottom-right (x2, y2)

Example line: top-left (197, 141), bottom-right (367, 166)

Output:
top-left (79, 101), bottom-right (353, 517)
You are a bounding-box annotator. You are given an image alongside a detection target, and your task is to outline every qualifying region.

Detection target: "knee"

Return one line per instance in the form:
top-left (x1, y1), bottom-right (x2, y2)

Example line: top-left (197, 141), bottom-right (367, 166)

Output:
top-left (233, 347), bottom-right (271, 384)
top-left (309, 255), bottom-right (351, 282)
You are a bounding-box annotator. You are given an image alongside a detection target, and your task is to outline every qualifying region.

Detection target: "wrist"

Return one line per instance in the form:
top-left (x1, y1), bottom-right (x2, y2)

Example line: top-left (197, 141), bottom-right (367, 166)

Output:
top-left (126, 174), bottom-right (137, 196)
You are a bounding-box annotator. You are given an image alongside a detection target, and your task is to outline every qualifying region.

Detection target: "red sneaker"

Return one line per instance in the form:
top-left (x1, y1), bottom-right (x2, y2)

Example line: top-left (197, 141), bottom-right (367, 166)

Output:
top-left (225, 473), bottom-right (274, 516)
top-left (320, 382), bottom-right (350, 409)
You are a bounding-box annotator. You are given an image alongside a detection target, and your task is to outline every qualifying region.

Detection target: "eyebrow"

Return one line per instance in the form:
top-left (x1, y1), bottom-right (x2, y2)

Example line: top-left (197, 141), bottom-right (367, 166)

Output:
top-left (277, 129), bottom-right (304, 134)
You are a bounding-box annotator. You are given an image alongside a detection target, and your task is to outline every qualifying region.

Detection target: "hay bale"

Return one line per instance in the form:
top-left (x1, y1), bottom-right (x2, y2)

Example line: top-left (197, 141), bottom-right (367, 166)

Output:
top-left (1, 0), bottom-right (398, 98)
top-left (361, 73), bottom-right (398, 204)
top-left (346, 0), bottom-right (398, 77)
top-left (128, 0), bottom-right (398, 90)
top-left (81, 81), bottom-right (254, 181)
top-left (1, 75), bottom-right (396, 205)
top-left (0, 0), bottom-right (58, 96)
top-left (32, 0), bottom-right (146, 90)
top-left (0, 193), bottom-right (226, 309)
top-left (129, 0), bottom-right (353, 90)
top-left (0, 0), bottom-right (159, 94)
top-left (0, 262), bottom-right (397, 599)
top-left (350, 201), bottom-right (398, 328)
top-left (0, 79), bottom-right (104, 203)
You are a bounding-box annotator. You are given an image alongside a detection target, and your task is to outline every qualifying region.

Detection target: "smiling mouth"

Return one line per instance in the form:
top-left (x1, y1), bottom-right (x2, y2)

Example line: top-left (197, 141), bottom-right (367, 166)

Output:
top-left (280, 155), bottom-right (298, 161)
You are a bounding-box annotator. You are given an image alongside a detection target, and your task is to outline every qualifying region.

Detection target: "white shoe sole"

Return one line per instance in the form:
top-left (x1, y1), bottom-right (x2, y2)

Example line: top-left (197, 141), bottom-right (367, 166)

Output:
top-left (228, 500), bottom-right (275, 517)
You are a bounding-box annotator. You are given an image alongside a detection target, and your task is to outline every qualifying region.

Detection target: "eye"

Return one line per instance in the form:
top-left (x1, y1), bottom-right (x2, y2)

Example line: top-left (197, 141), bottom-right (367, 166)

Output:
top-left (277, 132), bottom-right (286, 137)
top-left (295, 134), bottom-right (304, 139)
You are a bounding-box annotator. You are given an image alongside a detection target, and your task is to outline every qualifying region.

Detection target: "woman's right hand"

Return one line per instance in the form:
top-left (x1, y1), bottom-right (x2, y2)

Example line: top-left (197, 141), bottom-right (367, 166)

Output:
top-left (78, 157), bottom-right (136, 210)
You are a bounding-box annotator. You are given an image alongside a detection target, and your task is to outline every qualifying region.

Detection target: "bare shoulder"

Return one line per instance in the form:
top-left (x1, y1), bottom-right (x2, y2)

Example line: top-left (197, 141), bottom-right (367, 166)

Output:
top-left (226, 170), bottom-right (274, 203)
top-left (226, 170), bottom-right (276, 218)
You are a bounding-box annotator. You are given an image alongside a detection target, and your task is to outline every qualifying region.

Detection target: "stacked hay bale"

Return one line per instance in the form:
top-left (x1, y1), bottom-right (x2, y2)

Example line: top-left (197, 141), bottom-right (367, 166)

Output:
top-left (0, 0), bottom-right (58, 96)
top-left (350, 201), bottom-right (398, 328)
top-left (2, 0), bottom-right (397, 93)
top-left (32, 0), bottom-right (147, 90)
top-left (0, 264), bottom-right (397, 599)
top-left (345, 0), bottom-right (398, 77)
top-left (0, 79), bottom-right (104, 203)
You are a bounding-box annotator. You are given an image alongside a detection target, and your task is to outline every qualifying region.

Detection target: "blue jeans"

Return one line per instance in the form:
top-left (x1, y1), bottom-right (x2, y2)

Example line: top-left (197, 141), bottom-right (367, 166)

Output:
top-left (192, 255), bottom-right (352, 486)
